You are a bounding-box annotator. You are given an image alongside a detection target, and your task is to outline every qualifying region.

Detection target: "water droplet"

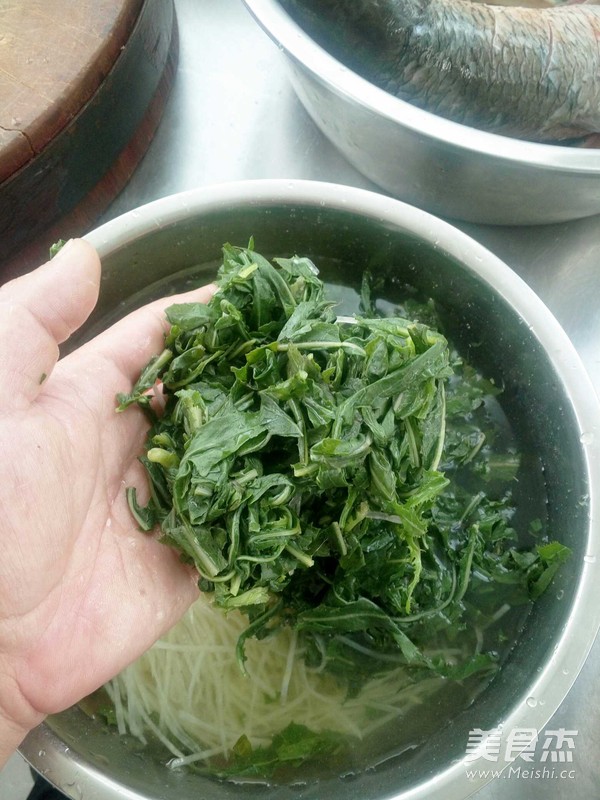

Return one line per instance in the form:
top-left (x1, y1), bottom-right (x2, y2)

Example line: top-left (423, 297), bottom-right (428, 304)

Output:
top-left (562, 668), bottom-right (570, 676)
top-left (38, 749), bottom-right (46, 758)
top-left (64, 782), bottom-right (83, 799)
top-left (580, 432), bottom-right (595, 445)
top-left (526, 696), bottom-right (537, 708)
top-left (584, 554), bottom-right (597, 564)
top-left (556, 589), bottom-right (564, 600)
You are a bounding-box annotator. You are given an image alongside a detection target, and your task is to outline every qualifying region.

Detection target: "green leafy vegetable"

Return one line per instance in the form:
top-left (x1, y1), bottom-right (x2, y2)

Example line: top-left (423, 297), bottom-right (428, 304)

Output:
top-left (207, 724), bottom-right (345, 778)
top-left (49, 239), bottom-right (67, 258)
top-left (118, 242), bottom-right (570, 694)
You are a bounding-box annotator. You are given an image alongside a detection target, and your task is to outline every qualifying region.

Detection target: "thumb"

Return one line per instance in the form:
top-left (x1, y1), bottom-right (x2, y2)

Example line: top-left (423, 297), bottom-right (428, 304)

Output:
top-left (0, 239), bottom-right (101, 409)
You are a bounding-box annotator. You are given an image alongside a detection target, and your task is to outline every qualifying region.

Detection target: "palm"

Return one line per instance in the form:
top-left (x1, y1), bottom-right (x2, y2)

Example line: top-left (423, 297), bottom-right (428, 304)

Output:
top-left (0, 241), bottom-right (211, 734)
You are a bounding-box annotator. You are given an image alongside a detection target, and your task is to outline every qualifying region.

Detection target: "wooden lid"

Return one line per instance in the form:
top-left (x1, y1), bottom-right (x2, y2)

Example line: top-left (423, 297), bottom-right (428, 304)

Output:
top-left (0, 0), bottom-right (144, 183)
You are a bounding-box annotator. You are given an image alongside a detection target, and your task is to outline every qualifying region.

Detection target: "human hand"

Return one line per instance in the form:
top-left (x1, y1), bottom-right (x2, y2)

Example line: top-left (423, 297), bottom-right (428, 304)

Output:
top-left (0, 240), bottom-right (213, 763)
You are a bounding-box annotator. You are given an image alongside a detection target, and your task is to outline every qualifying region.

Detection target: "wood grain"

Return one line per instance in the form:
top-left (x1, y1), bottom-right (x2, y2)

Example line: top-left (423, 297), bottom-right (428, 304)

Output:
top-left (0, 0), bottom-right (144, 181)
top-left (0, 0), bottom-right (177, 279)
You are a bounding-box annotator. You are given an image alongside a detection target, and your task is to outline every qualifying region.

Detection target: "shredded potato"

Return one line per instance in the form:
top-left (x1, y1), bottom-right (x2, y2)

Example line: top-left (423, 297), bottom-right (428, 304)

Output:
top-left (105, 594), bottom-right (442, 768)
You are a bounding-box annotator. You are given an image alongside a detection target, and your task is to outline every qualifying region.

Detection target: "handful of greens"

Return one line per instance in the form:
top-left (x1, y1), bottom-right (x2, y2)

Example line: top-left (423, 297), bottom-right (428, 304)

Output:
top-left (118, 243), bottom-right (568, 685)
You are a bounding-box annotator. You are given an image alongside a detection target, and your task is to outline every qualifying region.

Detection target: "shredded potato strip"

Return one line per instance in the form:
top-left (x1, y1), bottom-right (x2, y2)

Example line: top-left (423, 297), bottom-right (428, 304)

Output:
top-left (105, 595), bottom-right (442, 765)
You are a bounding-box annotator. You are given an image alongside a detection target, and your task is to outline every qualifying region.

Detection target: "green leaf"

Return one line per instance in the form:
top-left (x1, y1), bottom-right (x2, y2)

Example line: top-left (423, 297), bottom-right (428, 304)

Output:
top-left (165, 302), bottom-right (217, 331)
top-left (528, 541), bottom-right (572, 600)
top-left (211, 723), bottom-right (345, 778)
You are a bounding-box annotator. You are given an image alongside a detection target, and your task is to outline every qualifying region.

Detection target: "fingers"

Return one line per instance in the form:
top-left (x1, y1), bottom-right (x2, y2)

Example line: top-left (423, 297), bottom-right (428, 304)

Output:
top-left (48, 283), bottom-right (217, 479)
top-left (58, 282), bottom-right (217, 394)
top-left (0, 240), bottom-right (101, 409)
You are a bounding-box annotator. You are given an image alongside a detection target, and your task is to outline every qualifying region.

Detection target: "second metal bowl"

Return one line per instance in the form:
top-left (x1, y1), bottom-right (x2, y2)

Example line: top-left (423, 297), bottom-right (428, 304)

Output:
top-left (243, 0), bottom-right (600, 225)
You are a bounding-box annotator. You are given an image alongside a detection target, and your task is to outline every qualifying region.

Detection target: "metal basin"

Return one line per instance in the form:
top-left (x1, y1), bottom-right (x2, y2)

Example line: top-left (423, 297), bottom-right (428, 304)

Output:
top-left (20, 180), bottom-right (600, 799)
top-left (242, 0), bottom-right (600, 225)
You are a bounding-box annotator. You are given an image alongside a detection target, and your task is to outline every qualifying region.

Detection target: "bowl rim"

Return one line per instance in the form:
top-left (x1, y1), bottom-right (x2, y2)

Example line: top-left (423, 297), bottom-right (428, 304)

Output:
top-left (21, 179), bottom-right (600, 800)
top-left (242, 0), bottom-right (600, 174)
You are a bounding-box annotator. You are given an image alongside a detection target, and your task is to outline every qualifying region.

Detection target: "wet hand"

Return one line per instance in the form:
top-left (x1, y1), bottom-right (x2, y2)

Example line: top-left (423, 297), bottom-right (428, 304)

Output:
top-left (0, 240), bottom-right (213, 762)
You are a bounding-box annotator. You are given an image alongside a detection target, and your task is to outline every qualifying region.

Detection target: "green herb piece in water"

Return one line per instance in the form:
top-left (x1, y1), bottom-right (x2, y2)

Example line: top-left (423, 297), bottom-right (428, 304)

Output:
top-left (118, 242), bottom-right (570, 691)
top-left (204, 724), bottom-right (345, 778)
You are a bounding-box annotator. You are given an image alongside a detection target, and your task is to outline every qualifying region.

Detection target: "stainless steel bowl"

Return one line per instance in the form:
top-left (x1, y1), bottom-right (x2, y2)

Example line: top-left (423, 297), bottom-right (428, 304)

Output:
top-left (242, 0), bottom-right (600, 225)
top-left (20, 180), bottom-right (600, 799)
